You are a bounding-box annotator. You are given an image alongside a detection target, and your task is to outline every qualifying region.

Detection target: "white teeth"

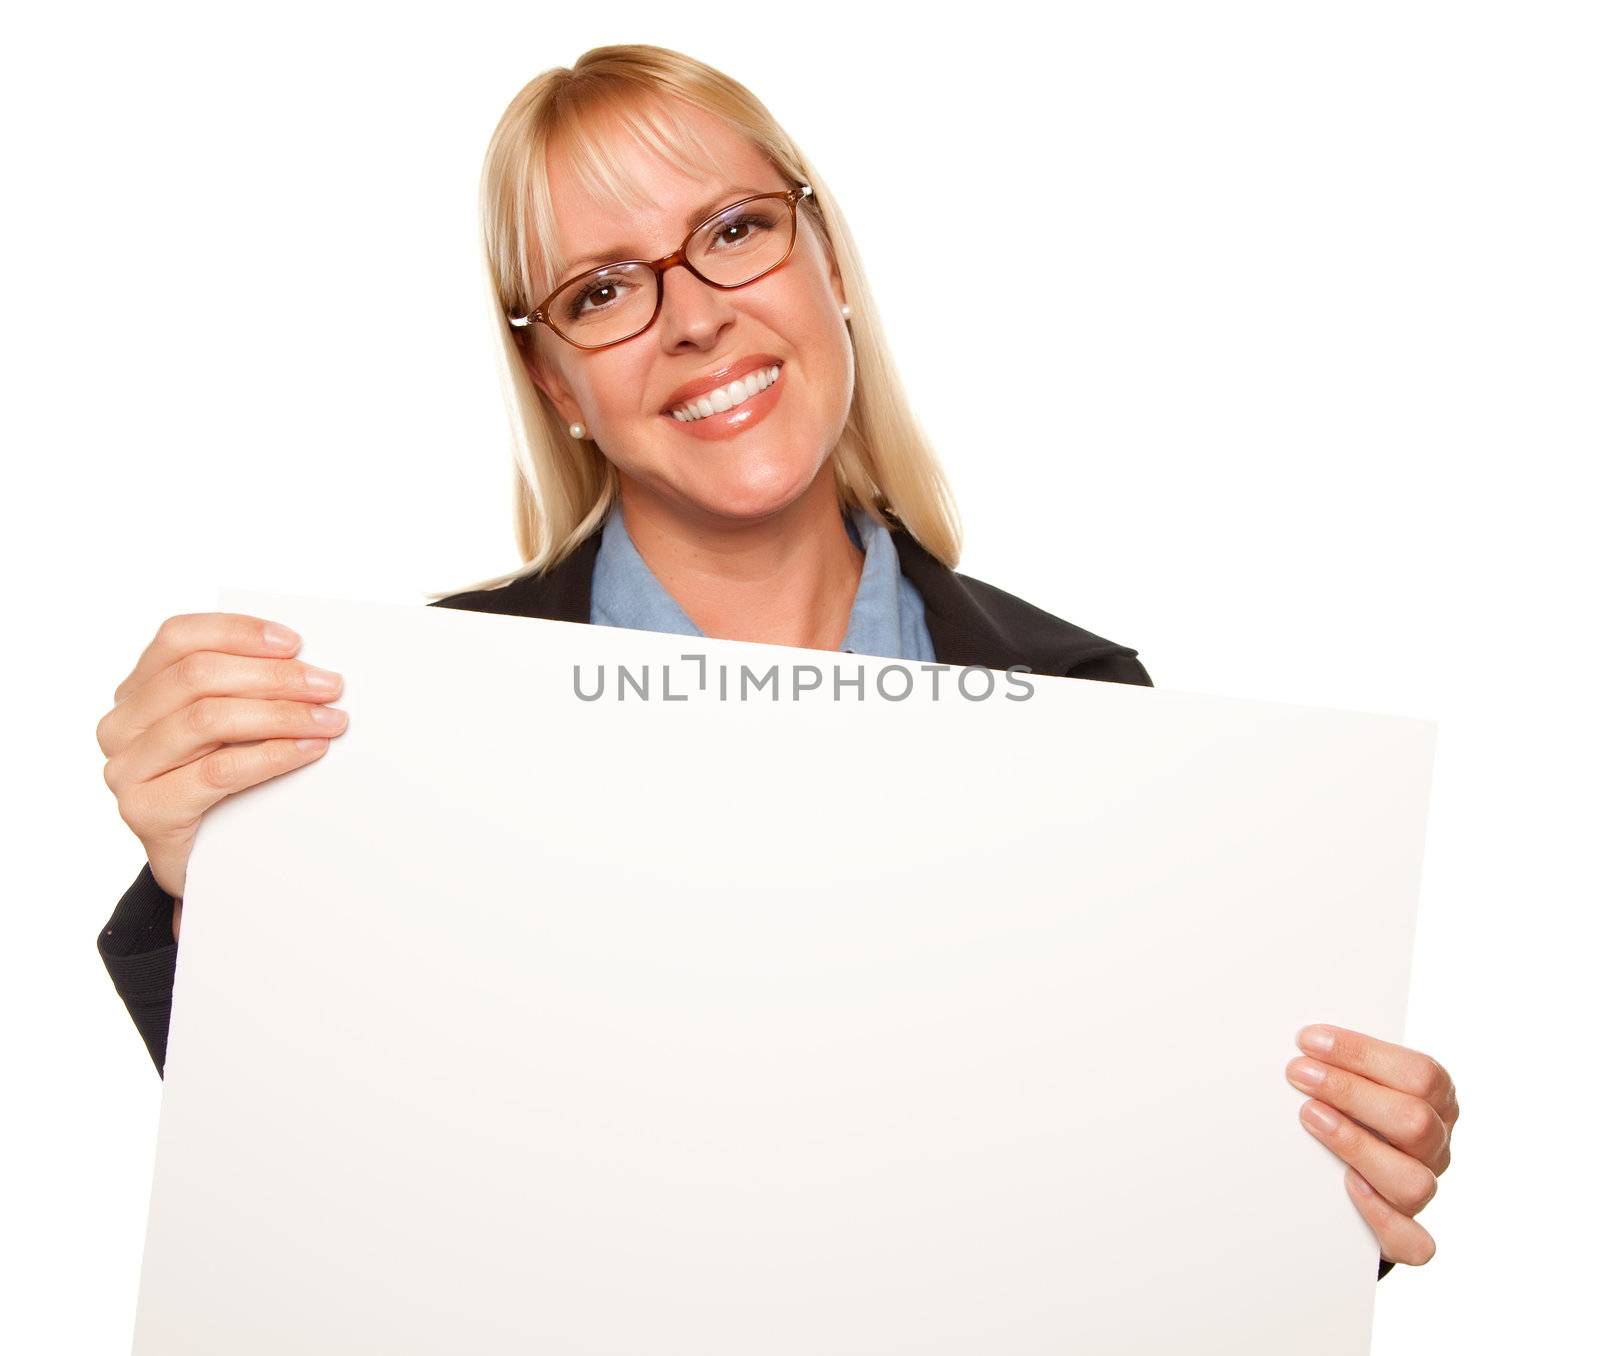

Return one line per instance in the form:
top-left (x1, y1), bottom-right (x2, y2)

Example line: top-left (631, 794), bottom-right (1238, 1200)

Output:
top-left (670, 365), bottom-right (781, 421)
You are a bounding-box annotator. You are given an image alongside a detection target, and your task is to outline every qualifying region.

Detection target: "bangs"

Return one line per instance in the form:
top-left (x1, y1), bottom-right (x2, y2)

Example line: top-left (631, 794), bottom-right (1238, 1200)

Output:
top-left (525, 91), bottom-right (728, 302)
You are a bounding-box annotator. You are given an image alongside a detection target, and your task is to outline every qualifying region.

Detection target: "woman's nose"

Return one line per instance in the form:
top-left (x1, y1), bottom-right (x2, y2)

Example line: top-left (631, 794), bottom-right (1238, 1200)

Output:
top-left (657, 264), bottom-right (738, 351)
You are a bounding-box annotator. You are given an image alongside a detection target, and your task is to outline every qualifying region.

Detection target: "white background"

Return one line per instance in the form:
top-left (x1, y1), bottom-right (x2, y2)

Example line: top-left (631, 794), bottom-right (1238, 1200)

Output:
top-left (5, 2), bottom-right (1593, 1349)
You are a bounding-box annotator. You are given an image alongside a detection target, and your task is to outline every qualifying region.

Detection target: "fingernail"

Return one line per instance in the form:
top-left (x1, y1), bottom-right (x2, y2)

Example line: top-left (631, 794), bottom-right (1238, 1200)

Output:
top-left (1299, 1025), bottom-right (1336, 1053)
top-left (1287, 1057), bottom-right (1326, 1088)
top-left (1301, 1102), bottom-right (1339, 1133)
top-left (263, 623), bottom-right (300, 649)
top-left (1348, 1171), bottom-right (1374, 1196)
top-left (308, 705), bottom-right (347, 729)
top-left (304, 667), bottom-right (343, 694)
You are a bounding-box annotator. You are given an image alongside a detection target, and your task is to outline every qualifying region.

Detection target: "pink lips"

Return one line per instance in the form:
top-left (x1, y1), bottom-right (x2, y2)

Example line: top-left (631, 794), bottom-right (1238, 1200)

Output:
top-left (659, 359), bottom-right (785, 442)
top-left (659, 353), bottom-right (783, 415)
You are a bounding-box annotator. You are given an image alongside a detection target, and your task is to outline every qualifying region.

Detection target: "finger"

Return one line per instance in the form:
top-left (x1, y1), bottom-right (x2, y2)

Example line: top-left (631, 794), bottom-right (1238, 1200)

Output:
top-left (110, 696), bottom-right (349, 790)
top-left (1286, 1057), bottom-right (1450, 1171)
top-left (103, 650), bottom-right (344, 759)
top-left (1298, 1025), bottom-right (1457, 1123)
top-left (106, 614), bottom-right (302, 720)
top-left (1298, 1098), bottom-right (1439, 1217)
top-left (143, 735), bottom-right (333, 831)
top-left (1344, 1168), bottom-right (1437, 1267)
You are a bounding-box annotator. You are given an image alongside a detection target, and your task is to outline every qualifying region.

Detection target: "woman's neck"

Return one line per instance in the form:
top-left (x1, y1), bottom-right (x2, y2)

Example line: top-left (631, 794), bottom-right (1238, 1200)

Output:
top-left (616, 475), bottom-right (865, 651)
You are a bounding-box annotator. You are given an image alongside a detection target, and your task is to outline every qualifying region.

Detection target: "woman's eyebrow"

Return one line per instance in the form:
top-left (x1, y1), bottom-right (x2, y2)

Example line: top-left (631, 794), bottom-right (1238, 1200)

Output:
top-left (558, 185), bottom-right (770, 276)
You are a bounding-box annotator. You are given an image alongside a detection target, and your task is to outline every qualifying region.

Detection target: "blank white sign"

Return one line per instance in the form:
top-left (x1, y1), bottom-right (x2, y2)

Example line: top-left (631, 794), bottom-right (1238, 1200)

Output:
top-left (130, 588), bottom-right (1436, 1354)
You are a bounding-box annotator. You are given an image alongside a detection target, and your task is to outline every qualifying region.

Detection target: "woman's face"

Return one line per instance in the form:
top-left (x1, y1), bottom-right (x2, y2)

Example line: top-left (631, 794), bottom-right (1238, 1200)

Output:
top-left (522, 103), bottom-right (853, 528)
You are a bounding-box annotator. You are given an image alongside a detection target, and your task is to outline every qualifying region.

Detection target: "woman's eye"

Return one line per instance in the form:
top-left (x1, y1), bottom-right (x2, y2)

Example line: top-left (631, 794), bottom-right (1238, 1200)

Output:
top-left (567, 274), bottom-right (633, 319)
top-left (710, 213), bottom-right (776, 249)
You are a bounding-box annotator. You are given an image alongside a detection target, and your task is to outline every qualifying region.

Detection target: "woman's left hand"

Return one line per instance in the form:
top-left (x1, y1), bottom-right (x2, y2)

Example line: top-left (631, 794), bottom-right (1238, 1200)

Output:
top-left (1286, 1024), bottom-right (1458, 1268)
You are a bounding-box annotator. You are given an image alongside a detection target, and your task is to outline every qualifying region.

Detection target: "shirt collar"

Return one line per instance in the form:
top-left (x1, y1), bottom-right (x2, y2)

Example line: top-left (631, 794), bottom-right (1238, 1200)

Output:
top-left (588, 499), bottom-right (703, 638)
top-left (436, 511), bottom-right (1143, 679)
top-left (589, 499), bottom-right (931, 661)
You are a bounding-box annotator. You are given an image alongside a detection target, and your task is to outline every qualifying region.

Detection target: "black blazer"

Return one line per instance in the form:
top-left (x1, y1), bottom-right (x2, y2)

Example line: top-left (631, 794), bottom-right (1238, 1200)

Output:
top-left (97, 522), bottom-right (1152, 1079)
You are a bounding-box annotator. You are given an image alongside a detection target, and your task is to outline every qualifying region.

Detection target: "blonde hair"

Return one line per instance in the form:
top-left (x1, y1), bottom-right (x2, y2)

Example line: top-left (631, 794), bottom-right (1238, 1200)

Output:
top-left (428, 43), bottom-right (962, 599)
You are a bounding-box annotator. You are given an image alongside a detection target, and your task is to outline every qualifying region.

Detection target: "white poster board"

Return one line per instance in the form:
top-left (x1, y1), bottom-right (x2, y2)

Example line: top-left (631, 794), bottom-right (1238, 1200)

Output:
top-left (130, 589), bottom-right (1435, 1354)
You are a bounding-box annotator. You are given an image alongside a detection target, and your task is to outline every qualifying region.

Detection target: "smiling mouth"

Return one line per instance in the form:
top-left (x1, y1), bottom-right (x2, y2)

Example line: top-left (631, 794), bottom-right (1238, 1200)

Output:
top-left (663, 362), bottom-right (784, 422)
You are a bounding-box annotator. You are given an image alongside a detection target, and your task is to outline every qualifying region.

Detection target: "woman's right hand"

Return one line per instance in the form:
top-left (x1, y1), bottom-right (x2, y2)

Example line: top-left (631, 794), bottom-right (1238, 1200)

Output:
top-left (97, 613), bottom-right (349, 940)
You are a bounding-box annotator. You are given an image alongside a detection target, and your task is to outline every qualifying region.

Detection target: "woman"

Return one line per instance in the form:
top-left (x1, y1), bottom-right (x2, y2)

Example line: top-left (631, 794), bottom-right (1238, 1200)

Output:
top-left (95, 44), bottom-right (1455, 1277)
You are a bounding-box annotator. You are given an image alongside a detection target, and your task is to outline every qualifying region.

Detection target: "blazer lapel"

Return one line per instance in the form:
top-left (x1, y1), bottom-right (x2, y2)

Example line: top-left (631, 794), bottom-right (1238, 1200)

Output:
top-left (889, 529), bottom-right (1141, 678)
top-left (433, 529), bottom-right (599, 624)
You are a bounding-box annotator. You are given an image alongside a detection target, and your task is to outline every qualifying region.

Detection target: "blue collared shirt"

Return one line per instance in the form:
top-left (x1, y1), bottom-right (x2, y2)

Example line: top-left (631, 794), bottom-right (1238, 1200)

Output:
top-left (590, 500), bottom-right (936, 662)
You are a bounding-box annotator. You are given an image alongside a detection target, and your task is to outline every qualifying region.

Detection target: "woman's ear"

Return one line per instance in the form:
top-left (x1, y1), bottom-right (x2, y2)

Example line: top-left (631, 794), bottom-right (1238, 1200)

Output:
top-left (807, 209), bottom-right (848, 312)
top-left (822, 240), bottom-right (848, 313)
top-left (520, 337), bottom-right (583, 430)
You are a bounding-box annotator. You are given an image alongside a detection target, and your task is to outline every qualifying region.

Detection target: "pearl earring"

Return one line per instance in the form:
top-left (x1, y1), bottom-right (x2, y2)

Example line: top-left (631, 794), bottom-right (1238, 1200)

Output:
top-left (569, 422), bottom-right (586, 439)
top-left (840, 303), bottom-right (852, 319)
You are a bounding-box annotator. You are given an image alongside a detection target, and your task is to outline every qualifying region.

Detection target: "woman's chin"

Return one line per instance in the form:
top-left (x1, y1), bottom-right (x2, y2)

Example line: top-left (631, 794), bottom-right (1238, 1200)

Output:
top-left (674, 460), bottom-right (821, 522)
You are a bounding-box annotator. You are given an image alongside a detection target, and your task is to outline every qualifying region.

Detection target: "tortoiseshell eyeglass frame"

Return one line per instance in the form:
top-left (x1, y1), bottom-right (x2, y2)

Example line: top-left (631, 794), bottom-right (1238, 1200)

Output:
top-left (507, 184), bottom-right (813, 350)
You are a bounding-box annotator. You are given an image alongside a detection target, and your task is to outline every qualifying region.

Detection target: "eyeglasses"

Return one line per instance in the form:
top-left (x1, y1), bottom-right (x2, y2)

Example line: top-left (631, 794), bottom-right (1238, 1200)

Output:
top-left (508, 185), bottom-right (812, 350)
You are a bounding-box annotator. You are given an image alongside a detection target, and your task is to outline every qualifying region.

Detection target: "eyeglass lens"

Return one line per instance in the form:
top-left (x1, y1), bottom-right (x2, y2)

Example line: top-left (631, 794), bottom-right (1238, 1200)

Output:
top-left (547, 197), bottom-right (795, 346)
